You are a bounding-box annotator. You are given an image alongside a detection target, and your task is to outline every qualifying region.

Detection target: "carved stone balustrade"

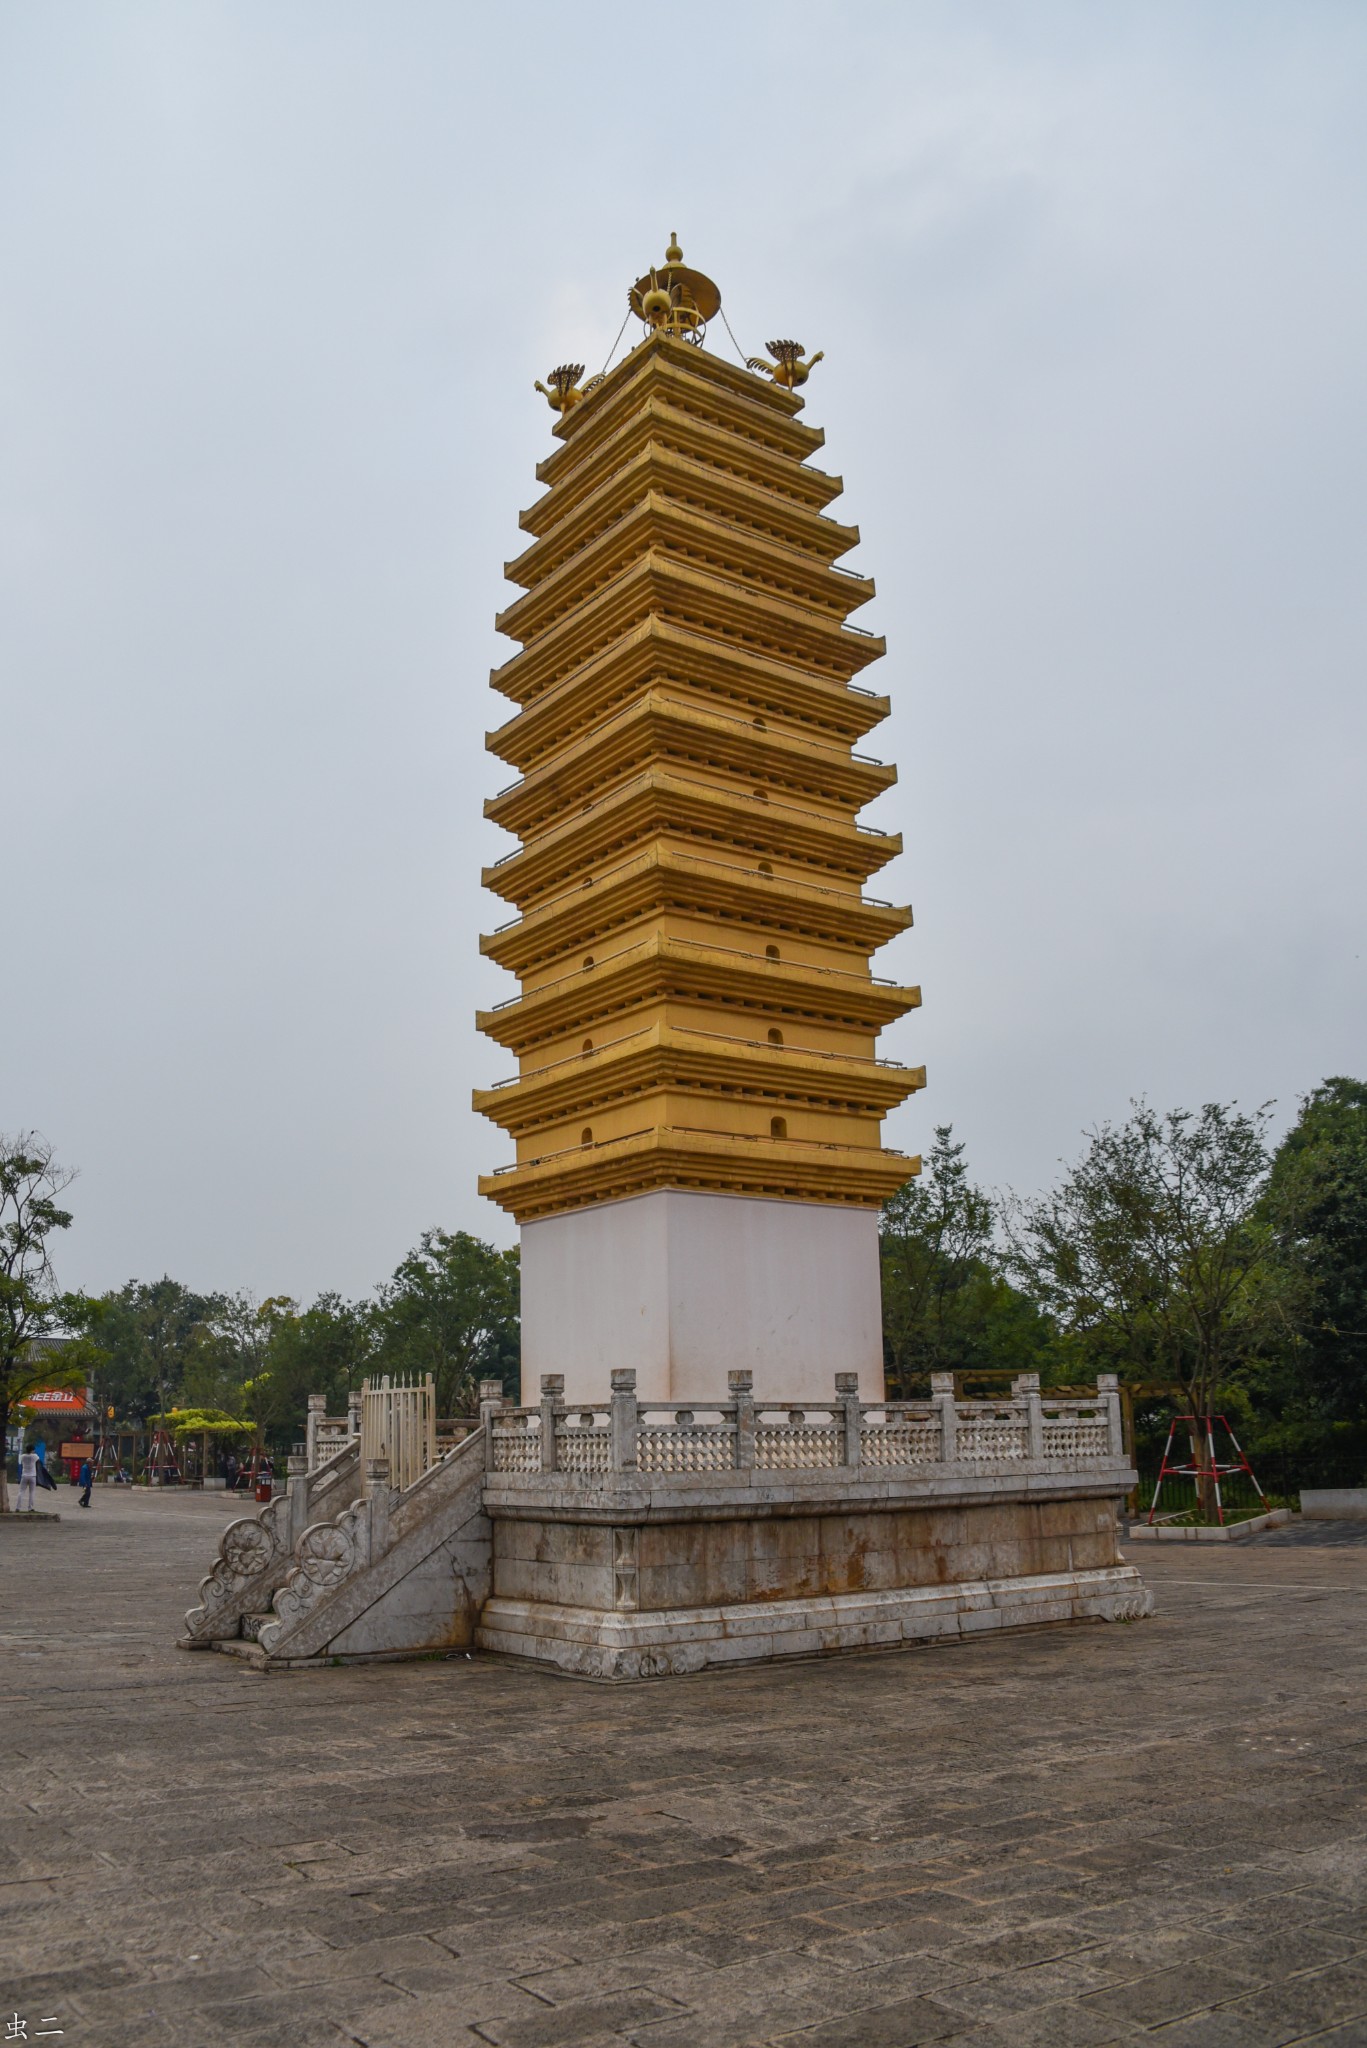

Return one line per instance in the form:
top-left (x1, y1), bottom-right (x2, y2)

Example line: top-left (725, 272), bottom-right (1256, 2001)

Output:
top-left (475, 1367), bottom-right (1148, 1680)
top-left (305, 1390), bottom-right (360, 1473)
top-left (485, 1369), bottom-right (1126, 1481)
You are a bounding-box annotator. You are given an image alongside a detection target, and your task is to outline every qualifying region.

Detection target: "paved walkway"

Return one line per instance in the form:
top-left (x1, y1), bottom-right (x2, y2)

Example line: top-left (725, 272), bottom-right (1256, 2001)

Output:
top-left (3, 1489), bottom-right (1365, 2048)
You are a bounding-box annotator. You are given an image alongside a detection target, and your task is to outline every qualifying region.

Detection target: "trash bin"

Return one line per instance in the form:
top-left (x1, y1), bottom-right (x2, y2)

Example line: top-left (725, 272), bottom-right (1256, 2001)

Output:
top-left (255, 1477), bottom-right (273, 1502)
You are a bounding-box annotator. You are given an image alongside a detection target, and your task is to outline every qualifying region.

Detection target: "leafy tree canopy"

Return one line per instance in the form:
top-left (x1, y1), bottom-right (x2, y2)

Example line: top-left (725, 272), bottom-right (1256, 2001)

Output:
top-left (880, 1126), bottom-right (1061, 1391)
top-left (1007, 1099), bottom-right (1286, 1419)
top-left (0, 1132), bottom-right (81, 1507)
top-left (68, 1276), bottom-right (222, 1423)
top-left (1264, 1076), bottom-right (1367, 1421)
top-left (372, 1229), bottom-right (519, 1416)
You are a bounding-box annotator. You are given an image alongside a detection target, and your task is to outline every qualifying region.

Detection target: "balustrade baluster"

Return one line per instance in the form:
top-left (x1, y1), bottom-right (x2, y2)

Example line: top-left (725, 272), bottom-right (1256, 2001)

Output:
top-left (835, 1373), bottom-right (862, 1468)
top-left (931, 1373), bottom-right (957, 1462)
top-left (730, 1370), bottom-right (755, 1470)
top-left (610, 1369), bottom-right (638, 1472)
top-left (539, 1374), bottom-right (564, 1475)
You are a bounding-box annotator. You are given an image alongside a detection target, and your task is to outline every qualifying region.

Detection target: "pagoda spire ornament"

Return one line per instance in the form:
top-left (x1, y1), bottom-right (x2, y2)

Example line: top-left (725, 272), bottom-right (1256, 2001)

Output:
top-left (627, 232), bottom-right (720, 344)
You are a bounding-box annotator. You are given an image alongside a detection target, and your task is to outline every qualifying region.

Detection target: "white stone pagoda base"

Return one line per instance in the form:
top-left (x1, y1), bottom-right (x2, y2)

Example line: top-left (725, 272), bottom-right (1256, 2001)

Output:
top-left (478, 1565), bottom-right (1153, 1681)
top-left (475, 1463), bottom-right (1151, 1681)
top-left (519, 1189), bottom-right (883, 1405)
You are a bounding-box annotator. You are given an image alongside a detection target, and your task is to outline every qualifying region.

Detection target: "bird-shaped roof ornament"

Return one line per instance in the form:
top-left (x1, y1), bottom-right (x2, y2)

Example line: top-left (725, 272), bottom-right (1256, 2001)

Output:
top-left (534, 363), bottom-right (604, 414)
top-left (747, 339), bottom-right (824, 392)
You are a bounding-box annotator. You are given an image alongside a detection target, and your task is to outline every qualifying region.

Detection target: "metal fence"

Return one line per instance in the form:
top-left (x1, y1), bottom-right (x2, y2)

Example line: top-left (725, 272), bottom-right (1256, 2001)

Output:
top-left (360, 1374), bottom-right (437, 1493)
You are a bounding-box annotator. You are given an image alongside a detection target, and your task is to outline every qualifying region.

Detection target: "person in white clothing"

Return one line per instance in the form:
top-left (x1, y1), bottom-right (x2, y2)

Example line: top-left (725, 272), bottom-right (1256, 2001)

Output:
top-left (16, 1447), bottom-right (38, 1512)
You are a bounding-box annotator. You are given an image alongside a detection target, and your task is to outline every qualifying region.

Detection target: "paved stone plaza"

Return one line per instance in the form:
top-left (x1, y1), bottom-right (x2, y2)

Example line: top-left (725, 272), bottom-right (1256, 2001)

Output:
top-left (3, 1490), bottom-right (1366, 2048)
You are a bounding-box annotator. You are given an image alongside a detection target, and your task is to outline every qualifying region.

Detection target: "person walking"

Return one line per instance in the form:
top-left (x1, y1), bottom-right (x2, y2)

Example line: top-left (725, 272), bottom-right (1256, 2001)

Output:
top-left (78, 1456), bottom-right (93, 1508)
top-left (16, 1447), bottom-right (38, 1513)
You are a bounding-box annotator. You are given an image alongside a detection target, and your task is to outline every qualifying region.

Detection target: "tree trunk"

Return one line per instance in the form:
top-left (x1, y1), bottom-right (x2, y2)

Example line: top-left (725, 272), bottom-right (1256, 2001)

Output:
top-left (1188, 1421), bottom-right (1217, 1520)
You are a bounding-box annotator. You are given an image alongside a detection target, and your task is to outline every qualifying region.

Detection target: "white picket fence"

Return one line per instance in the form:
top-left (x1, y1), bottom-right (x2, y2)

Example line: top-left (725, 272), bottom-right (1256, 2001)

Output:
top-left (360, 1374), bottom-right (437, 1493)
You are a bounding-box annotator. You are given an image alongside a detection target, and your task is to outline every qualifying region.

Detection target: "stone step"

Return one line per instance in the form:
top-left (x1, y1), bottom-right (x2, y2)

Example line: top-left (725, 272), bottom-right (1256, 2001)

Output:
top-left (252, 1430), bottom-right (491, 1666)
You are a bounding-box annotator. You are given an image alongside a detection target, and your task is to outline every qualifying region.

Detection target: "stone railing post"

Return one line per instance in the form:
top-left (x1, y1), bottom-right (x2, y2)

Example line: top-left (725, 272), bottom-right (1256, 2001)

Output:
top-left (287, 1451), bottom-right (310, 1546)
top-left (305, 1393), bottom-right (325, 1473)
top-left (479, 1379), bottom-right (505, 1472)
top-left (729, 1369), bottom-right (755, 1470)
top-left (1014, 1373), bottom-right (1044, 1460)
top-left (1097, 1373), bottom-right (1124, 1458)
top-left (835, 1373), bottom-right (862, 1468)
top-left (931, 1372), bottom-right (957, 1463)
top-left (610, 1369), bottom-right (638, 1472)
top-left (539, 1374), bottom-right (564, 1475)
top-left (347, 1389), bottom-right (362, 1443)
top-left (365, 1456), bottom-right (391, 1557)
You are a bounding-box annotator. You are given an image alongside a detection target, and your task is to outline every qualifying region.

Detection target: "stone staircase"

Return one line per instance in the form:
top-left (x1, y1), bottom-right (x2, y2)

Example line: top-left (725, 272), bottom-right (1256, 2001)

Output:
top-left (183, 1428), bottom-right (491, 1669)
top-left (181, 1437), bottom-right (364, 1647)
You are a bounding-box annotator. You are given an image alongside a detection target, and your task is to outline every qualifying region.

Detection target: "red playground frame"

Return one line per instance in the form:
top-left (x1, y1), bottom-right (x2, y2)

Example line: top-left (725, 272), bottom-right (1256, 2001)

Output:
top-left (1147, 1413), bottom-right (1270, 1527)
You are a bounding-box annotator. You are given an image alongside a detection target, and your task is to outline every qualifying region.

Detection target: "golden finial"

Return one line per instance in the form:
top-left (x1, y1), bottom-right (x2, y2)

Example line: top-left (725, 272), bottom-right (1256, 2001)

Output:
top-left (628, 240), bottom-right (720, 346)
top-left (747, 338), bottom-right (825, 391)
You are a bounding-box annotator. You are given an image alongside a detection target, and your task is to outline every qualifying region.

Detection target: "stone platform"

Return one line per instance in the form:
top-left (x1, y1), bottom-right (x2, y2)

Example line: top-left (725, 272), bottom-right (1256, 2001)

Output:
top-left (477, 1371), bottom-right (1149, 1678)
top-left (178, 1371), bottom-right (1148, 1677)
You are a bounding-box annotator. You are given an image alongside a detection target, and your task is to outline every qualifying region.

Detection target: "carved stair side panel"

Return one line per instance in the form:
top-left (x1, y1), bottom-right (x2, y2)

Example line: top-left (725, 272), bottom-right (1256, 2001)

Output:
top-left (258, 1498), bottom-right (373, 1651)
top-left (183, 1438), bottom-right (362, 1642)
top-left (184, 1493), bottom-right (291, 1640)
top-left (254, 1427), bottom-right (489, 1663)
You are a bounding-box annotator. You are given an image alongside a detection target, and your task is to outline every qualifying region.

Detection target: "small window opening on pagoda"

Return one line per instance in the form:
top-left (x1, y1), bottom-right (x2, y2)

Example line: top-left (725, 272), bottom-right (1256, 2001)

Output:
top-left (582, 1038), bottom-right (594, 1054)
top-left (581, 1127), bottom-right (594, 1145)
top-left (758, 860), bottom-right (773, 876)
top-left (583, 955), bottom-right (594, 969)
top-left (766, 944), bottom-right (780, 960)
top-left (770, 1116), bottom-right (787, 1139)
top-left (767, 1028), bottom-right (783, 1046)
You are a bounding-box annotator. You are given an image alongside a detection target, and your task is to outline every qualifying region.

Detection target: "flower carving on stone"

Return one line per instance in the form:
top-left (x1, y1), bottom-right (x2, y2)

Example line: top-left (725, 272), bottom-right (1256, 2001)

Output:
top-left (221, 1517), bottom-right (280, 1581)
top-left (183, 1505), bottom-right (287, 1637)
top-left (295, 1519), bottom-right (357, 1591)
top-left (268, 1506), bottom-right (365, 1637)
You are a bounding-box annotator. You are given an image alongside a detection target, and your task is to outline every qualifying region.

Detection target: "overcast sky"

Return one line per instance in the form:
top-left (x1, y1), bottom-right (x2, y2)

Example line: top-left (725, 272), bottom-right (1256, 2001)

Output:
top-left (2, 2), bottom-right (1364, 1305)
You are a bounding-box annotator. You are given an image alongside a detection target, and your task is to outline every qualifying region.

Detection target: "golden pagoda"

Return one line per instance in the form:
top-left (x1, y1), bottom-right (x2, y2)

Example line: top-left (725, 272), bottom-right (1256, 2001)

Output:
top-left (474, 238), bottom-right (923, 1403)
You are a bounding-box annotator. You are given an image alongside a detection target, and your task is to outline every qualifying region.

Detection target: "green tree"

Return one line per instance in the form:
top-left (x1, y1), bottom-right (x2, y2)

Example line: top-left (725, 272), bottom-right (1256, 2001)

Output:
top-left (73, 1277), bottom-right (222, 1425)
top-left (260, 1293), bottom-right (375, 1413)
top-left (881, 1126), bottom-right (1059, 1391)
top-left (372, 1230), bottom-right (519, 1414)
top-left (1264, 1076), bottom-right (1367, 1426)
top-left (0, 1133), bottom-right (81, 1511)
top-left (191, 1292), bottom-right (377, 1453)
top-left (1008, 1100), bottom-right (1286, 1510)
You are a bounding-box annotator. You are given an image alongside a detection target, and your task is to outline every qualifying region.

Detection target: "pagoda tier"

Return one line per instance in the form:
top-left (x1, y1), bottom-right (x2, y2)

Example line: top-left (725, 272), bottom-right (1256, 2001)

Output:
top-left (488, 620), bottom-right (891, 773)
top-left (476, 305), bottom-right (921, 1226)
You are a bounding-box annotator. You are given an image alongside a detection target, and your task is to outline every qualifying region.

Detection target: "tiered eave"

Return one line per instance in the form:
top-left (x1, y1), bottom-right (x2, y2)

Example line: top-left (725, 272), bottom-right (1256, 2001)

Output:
top-left (476, 317), bottom-right (921, 1223)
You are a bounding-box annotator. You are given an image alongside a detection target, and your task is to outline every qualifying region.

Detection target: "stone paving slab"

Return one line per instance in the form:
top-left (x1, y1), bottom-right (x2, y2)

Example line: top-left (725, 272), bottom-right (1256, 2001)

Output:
top-left (2, 1491), bottom-right (1366, 2045)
